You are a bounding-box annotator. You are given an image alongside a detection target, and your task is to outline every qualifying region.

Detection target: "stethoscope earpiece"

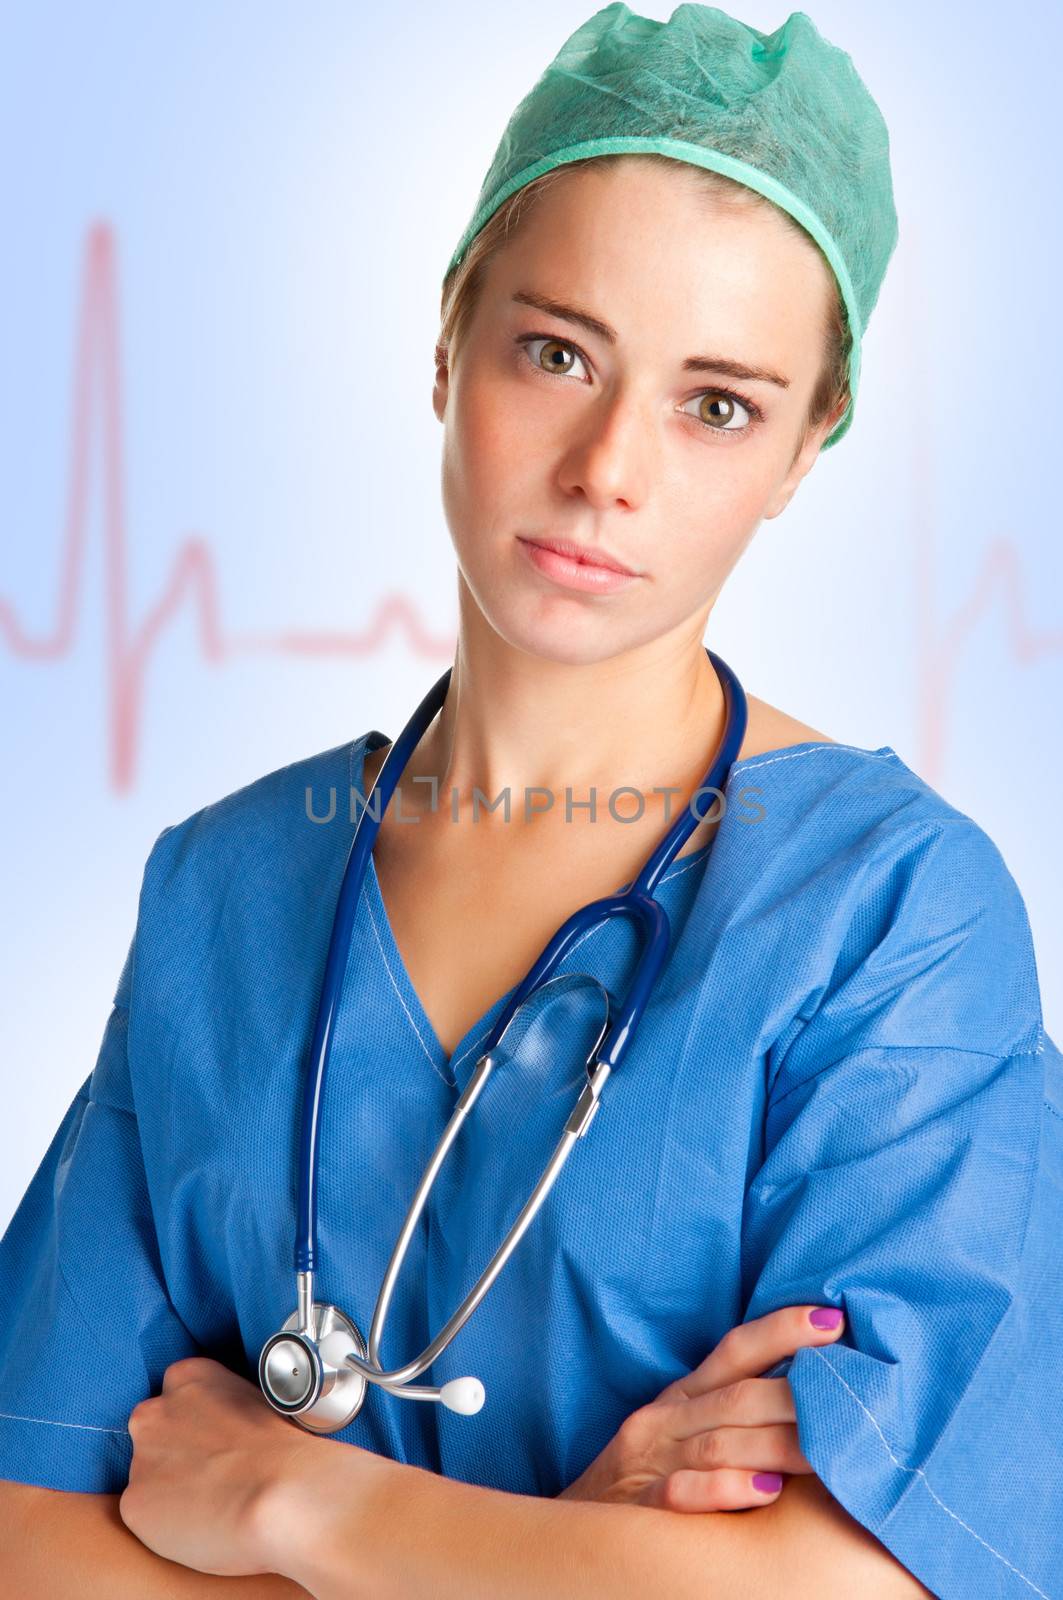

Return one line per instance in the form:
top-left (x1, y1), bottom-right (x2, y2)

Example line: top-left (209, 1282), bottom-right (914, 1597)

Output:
top-left (438, 1376), bottom-right (486, 1415)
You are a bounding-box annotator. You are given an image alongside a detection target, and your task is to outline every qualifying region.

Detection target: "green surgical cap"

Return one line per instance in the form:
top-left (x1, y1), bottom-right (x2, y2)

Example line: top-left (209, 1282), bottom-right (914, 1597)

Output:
top-left (444, 3), bottom-right (898, 449)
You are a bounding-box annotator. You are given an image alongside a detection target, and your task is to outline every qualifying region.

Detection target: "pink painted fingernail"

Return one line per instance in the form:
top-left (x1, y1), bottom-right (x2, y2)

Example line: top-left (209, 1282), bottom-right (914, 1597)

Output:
top-left (809, 1307), bottom-right (843, 1329)
top-left (753, 1473), bottom-right (783, 1494)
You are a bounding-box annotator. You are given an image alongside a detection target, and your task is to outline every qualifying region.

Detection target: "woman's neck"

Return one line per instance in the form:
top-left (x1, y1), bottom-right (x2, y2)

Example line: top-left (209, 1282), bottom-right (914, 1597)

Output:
top-left (413, 636), bottom-right (728, 816)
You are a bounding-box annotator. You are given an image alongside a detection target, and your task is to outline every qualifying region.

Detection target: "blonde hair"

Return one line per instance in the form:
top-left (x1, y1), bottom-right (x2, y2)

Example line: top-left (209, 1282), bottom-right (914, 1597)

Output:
top-left (438, 152), bottom-right (852, 457)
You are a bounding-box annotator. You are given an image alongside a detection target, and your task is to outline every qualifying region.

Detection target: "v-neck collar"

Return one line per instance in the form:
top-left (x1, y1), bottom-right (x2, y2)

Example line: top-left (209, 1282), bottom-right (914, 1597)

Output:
top-left (351, 731), bottom-right (714, 1097)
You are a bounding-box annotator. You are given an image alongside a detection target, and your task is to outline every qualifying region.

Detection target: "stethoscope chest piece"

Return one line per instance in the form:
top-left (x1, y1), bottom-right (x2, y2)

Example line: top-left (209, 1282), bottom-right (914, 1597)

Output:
top-left (259, 1302), bottom-right (368, 1433)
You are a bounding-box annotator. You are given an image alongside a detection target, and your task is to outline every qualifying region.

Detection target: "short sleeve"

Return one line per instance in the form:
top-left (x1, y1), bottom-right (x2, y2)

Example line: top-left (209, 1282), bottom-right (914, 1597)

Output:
top-left (741, 815), bottom-right (1062, 1599)
top-left (0, 843), bottom-right (201, 1493)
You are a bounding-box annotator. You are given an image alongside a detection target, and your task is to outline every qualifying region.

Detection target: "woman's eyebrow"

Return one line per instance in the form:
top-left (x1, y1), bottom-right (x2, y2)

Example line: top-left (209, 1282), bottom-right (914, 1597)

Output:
top-left (511, 288), bottom-right (791, 389)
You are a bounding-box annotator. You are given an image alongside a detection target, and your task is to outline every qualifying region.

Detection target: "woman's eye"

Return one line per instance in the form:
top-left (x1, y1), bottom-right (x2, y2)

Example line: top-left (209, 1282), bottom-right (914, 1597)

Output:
top-left (517, 337), bottom-right (757, 436)
top-left (681, 390), bottom-right (753, 432)
top-left (521, 336), bottom-right (590, 381)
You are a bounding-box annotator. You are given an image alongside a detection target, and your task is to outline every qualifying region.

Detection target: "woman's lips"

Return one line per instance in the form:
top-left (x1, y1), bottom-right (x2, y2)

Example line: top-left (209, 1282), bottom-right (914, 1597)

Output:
top-left (517, 536), bottom-right (643, 594)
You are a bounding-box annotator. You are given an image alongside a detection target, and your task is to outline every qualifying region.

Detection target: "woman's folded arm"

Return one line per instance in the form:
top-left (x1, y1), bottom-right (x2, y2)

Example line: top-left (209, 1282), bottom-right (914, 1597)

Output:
top-left (265, 1447), bottom-right (933, 1600)
top-left (0, 1480), bottom-right (314, 1600)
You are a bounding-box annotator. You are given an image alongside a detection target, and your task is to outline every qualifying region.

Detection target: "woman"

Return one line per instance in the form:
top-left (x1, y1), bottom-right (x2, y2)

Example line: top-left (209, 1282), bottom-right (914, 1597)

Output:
top-left (1, 5), bottom-right (1060, 1598)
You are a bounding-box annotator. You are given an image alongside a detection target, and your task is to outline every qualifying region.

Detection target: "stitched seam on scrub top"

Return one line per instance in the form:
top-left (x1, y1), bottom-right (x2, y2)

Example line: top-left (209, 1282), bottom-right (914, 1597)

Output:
top-left (659, 851), bottom-right (706, 884)
top-left (768, 1045), bottom-right (1047, 1119)
top-left (360, 880), bottom-right (457, 1089)
top-left (613, 847), bottom-right (709, 896)
top-left (733, 744), bottom-right (895, 775)
top-left (807, 1345), bottom-right (1050, 1598)
top-left (0, 1408), bottom-right (128, 1436)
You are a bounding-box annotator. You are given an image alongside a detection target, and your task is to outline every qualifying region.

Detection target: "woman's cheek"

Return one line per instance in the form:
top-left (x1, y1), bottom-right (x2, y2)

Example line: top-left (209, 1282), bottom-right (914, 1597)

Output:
top-left (461, 370), bottom-right (536, 470)
top-left (659, 507), bottom-right (760, 611)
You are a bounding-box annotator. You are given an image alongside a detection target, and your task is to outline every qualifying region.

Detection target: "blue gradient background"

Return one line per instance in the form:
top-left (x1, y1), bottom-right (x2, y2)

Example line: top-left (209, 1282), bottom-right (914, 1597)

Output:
top-left (2, 1), bottom-right (1060, 1228)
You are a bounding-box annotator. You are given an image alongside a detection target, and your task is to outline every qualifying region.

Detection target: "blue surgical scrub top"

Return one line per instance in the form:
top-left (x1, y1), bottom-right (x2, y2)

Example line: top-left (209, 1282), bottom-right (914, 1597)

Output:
top-left (2, 730), bottom-right (1061, 1599)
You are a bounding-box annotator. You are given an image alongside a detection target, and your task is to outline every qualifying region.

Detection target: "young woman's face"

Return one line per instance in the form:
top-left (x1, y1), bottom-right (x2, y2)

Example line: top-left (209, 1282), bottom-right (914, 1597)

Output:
top-left (434, 157), bottom-right (842, 665)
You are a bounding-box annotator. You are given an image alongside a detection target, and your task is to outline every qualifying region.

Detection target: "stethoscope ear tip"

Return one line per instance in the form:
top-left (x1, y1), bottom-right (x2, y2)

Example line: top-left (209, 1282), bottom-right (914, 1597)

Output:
top-left (439, 1376), bottom-right (486, 1414)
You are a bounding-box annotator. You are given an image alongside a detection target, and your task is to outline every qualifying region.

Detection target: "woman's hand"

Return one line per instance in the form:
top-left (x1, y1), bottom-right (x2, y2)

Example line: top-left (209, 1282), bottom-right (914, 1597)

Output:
top-left (118, 1356), bottom-right (375, 1578)
top-left (557, 1304), bottom-right (845, 1512)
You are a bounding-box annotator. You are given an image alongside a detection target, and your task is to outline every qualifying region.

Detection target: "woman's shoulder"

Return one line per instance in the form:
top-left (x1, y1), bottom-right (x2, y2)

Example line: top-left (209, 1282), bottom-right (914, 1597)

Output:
top-left (142, 735), bottom-right (366, 889)
top-left (734, 694), bottom-right (837, 765)
top-left (733, 694), bottom-right (960, 825)
top-left (727, 698), bottom-right (1037, 1002)
top-left (730, 696), bottom-right (903, 798)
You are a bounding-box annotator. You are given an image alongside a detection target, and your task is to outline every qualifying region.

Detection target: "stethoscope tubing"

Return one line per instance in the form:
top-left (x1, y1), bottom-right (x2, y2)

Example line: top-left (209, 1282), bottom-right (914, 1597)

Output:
top-left (294, 666), bottom-right (454, 1277)
top-left (259, 646), bottom-right (747, 1422)
top-left (294, 645), bottom-right (746, 1285)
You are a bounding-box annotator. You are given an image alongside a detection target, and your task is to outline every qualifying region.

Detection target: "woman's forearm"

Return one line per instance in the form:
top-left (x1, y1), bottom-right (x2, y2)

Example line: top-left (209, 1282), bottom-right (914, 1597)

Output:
top-left (273, 1456), bottom-right (706, 1600)
top-left (0, 1483), bottom-right (315, 1600)
top-left (268, 1454), bottom-right (931, 1600)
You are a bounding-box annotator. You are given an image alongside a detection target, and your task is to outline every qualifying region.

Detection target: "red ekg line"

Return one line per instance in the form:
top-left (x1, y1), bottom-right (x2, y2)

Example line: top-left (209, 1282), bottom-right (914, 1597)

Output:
top-left (917, 536), bottom-right (1063, 785)
top-left (900, 234), bottom-right (1063, 785)
top-left (2, 223), bottom-right (1059, 794)
top-left (0, 221), bottom-right (455, 792)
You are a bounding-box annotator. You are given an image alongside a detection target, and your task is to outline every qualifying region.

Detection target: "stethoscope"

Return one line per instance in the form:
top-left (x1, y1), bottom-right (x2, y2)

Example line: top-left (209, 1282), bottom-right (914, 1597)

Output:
top-left (258, 644), bottom-right (748, 1433)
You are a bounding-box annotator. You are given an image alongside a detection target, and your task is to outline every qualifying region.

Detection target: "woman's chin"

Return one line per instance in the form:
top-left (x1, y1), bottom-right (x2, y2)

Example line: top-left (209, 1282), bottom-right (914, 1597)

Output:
top-left (475, 602), bottom-right (644, 669)
top-left (456, 548), bottom-right (662, 666)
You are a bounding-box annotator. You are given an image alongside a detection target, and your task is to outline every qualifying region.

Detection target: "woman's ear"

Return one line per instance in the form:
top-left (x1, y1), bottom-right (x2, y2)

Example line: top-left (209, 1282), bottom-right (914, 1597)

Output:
top-left (763, 401), bottom-right (847, 520)
top-left (762, 431), bottom-right (822, 520)
top-left (433, 340), bottom-right (450, 422)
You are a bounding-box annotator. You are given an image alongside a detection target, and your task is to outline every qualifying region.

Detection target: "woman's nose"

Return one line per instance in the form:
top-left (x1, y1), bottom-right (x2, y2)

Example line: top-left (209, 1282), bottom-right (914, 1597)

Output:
top-left (555, 390), bottom-right (657, 512)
